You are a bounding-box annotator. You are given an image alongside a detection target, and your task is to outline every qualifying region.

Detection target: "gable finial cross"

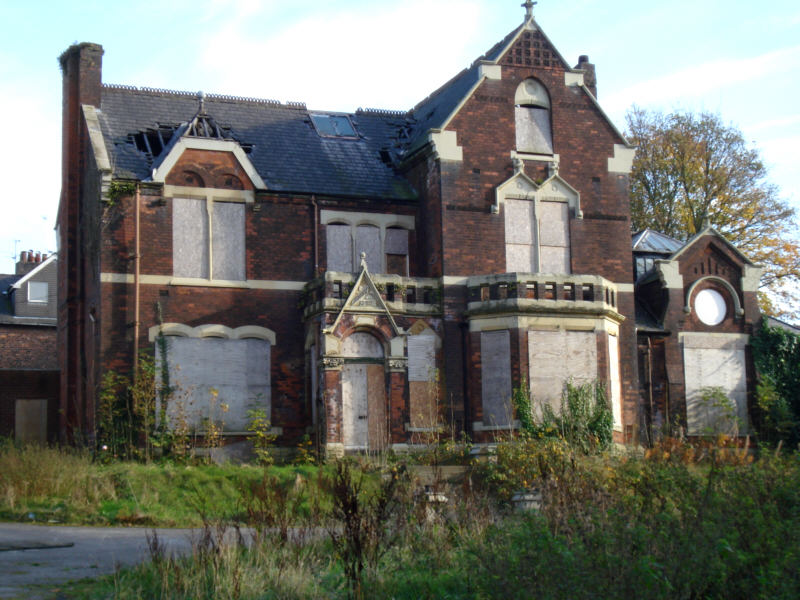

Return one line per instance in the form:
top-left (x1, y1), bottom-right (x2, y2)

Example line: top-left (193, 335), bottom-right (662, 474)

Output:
top-left (522, 0), bottom-right (537, 20)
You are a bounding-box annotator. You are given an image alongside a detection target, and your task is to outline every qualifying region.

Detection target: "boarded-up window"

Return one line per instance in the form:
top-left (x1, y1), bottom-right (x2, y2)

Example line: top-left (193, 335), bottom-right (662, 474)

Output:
top-left (15, 399), bottom-right (47, 443)
top-left (505, 199), bottom-right (536, 273)
top-left (173, 198), bottom-right (209, 278)
top-left (385, 227), bottom-right (409, 276)
top-left (481, 330), bottom-right (513, 426)
top-left (515, 106), bottom-right (553, 154)
top-left (326, 224), bottom-right (352, 272)
top-left (408, 333), bottom-right (438, 428)
top-left (528, 329), bottom-right (597, 416)
top-left (157, 337), bottom-right (270, 432)
top-left (683, 334), bottom-right (747, 435)
top-left (538, 201), bottom-right (570, 273)
top-left (355, 225), bottom-right (381, 273)
top-left (608, 334), bottom-right (622, 430)
top-left (212, 202), bottom-right (245, 281)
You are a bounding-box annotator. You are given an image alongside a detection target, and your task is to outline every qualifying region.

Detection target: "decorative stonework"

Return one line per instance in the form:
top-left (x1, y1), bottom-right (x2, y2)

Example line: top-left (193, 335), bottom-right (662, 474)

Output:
top-left (388, 358), bottom-right (407, 371)
top-left (320, 356), bottom-right (344, 370)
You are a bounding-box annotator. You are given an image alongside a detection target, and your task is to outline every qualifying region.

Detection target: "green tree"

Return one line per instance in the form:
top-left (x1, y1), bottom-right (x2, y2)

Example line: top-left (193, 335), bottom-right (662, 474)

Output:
top-left (625, 107), bottom-right (800, 315)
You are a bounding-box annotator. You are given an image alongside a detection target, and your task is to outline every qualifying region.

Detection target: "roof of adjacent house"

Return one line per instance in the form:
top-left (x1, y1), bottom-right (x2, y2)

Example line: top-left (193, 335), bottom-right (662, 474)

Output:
top-left (0, 274), bottom-right (21, 316)
top-left (631, 229), bottom-right (684, 254)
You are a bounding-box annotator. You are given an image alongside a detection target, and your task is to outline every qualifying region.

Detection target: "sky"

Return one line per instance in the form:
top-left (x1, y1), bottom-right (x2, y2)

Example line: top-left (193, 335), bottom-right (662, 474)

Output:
top-left (1, 0), bottom-right (799, 275)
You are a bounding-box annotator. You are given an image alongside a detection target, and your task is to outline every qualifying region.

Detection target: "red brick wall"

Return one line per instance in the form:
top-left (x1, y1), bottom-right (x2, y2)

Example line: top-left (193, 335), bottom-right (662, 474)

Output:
top-left (0, 325), bottom-right (58, 370)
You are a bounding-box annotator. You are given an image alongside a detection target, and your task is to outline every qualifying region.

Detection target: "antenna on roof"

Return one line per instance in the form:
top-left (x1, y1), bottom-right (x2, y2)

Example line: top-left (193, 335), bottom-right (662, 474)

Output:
top-left (522, 0), bottom-right (537, 21)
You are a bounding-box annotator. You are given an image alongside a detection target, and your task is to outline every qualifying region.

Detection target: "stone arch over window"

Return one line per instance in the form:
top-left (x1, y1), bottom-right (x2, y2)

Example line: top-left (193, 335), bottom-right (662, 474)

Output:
top-left (684, 276), bottom-right (744, 320)
top-left (149, 323), bottom-right (275, 432)
top-left (515, 78), bottom-right (553, 155)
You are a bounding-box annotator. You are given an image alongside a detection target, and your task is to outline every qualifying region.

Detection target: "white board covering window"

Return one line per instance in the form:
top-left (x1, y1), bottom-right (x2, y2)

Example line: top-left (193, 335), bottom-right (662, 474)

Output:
top-left (538, 201), bottom-right (570, 273)
top-left (173, 198), bottom-right (209, 278)
top-left (528, 329), bottom-right (597, 416)
top-left (481, 330), bottom-right (513, 426)
top-left (683, 334), bottom-right (748, 435)
top-left (212, 202), bottom-right (245, 281)
top-left (173, 198), bottom-right (244, 280)
top-left (408, 333), bottom-right (438, 428)
top-left (505, 199), bottom-right (537, 273)
top-left (326, 224), bottom-right (353, 272)
top-left (355, 225), bottom-right (381, 273)
top-left (515, 79), bottom-right (553, 155)
top-left (505, 199), bottom-right (570, 274)
top-left (608, 334), bottom-right (622, 430)
top-left (156, 336), bottom-right (270, 431)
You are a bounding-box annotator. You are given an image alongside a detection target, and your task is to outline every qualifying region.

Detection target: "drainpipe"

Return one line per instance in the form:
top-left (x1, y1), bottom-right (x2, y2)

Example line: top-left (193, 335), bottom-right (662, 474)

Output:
top-left (311, 195), bottom-right (319, 276)
top-left (133, 183), bottom-right (141, 379)
top-left (460, 320), bottom-right (470, 436)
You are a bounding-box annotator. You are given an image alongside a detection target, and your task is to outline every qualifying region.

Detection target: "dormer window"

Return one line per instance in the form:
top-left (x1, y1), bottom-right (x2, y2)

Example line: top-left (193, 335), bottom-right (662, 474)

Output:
top-left (515, 79), bottom-right (553, 154)
top-left (311, 114), bottom-right (358, 138)
top-left (28, 281), bottom-right (48, 303)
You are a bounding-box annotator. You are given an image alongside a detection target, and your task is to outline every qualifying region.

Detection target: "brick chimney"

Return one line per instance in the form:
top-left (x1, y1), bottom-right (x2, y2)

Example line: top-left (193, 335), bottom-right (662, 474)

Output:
top-left (57, 42), bottom-right (104, 442)
top-left (15, 249), bottom-right (44, 275)
top-left (575, 55), bottom-right (597, 98)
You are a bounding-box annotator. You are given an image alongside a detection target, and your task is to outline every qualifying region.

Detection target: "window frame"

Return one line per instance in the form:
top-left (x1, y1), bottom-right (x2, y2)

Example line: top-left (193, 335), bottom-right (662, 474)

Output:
top-left (172, 195), bottom-right (246, 282)
top-left (27, 281), bottom-right (48, 303)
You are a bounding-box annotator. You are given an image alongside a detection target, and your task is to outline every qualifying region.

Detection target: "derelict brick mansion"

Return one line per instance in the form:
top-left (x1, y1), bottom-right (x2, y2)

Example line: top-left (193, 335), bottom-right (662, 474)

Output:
top-left (56, 8), bottom-right (762, 454)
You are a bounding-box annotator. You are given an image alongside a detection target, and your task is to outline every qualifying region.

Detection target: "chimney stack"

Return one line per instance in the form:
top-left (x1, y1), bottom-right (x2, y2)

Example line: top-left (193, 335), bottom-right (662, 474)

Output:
top-left (575, 55), bottom-right (597, 98)
top-left (16, 248), bottom-right (46, 275)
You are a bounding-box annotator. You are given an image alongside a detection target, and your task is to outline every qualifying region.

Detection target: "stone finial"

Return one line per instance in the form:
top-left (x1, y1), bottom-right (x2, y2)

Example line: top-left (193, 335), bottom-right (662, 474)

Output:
top-left (549, 156), bottom-right (559, 177)
top-left (197, 90), bottom-right (206, 114)
top-left (522, 0), bottom-right (537, 20)
top-left (360, 251), bottom-right (368, 271)
top-left (513, 156), bottom-right (524, 174)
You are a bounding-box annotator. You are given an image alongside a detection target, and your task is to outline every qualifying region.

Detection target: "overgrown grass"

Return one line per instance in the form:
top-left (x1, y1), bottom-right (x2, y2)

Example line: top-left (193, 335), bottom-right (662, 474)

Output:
top-left (0, 440), bottom-right (327, 526)
top-left (9, 438), bottom-right (800, 599)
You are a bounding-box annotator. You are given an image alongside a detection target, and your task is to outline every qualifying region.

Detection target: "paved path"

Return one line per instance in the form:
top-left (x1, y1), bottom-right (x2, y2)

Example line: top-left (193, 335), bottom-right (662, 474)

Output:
top-left (0, 523), bottom-right (197, 599)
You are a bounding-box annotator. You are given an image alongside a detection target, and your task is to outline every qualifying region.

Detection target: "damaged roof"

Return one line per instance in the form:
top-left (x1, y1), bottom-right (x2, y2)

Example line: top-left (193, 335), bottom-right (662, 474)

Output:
top-left (98, 86), bottom-right (418, 201)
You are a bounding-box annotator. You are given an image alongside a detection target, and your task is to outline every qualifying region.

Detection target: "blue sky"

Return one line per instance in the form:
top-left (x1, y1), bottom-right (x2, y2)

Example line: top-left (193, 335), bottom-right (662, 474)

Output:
top-left (1, 0), bottom-right (798, 275)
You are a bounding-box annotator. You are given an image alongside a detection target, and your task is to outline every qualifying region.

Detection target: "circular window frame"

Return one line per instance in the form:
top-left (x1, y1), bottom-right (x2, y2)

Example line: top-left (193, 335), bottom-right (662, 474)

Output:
top-left (694, 288), bottom-right (727, 326)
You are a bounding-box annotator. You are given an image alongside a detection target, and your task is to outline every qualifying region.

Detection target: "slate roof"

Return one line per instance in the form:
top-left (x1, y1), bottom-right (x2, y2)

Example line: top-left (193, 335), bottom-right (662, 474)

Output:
top-left (0, 274), bottom-right (21, 316)
top-left (406, 24), bottom-right (524, 154)
top-left (98, 86), bottom-right (418, 201)
top-left (632, 229), bottom-right (684, 255)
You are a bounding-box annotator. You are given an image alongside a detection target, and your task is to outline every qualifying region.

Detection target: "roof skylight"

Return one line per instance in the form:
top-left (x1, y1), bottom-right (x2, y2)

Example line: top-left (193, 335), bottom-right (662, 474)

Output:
top-left (311, 114), bottom-right (358, 138)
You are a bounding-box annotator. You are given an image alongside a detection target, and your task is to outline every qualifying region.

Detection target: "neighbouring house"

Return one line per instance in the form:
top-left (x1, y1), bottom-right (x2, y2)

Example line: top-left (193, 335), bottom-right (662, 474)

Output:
top-left (57, 5), bottom-right (760, 453)
top-left (0, 251), bottom-right (60, 443)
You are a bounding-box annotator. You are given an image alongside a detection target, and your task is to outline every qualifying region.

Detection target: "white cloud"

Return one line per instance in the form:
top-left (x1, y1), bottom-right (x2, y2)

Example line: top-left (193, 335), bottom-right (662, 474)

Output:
top-left (603, 44), bottom-right (800, 115)
top-left (197, 0), bottom-right (485, 111)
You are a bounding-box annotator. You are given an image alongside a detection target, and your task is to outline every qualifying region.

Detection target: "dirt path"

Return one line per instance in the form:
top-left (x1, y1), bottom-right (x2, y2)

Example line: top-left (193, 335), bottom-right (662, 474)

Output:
top-left (0, 523), bottom-right (197, 599)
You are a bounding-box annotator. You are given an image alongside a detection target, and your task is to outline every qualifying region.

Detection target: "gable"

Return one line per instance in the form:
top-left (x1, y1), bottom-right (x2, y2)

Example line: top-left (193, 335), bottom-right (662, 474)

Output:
top-left (164, 148), bottom-right (256, 191)
top-left (153, 138), bottom-right (265, 189)
top-left (497, 26), bottom-right (569, 71)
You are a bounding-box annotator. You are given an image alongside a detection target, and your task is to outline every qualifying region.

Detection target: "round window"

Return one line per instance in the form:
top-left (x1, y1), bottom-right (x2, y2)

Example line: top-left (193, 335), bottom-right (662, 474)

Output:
top-left (694, 289), bottom-right (727, 326)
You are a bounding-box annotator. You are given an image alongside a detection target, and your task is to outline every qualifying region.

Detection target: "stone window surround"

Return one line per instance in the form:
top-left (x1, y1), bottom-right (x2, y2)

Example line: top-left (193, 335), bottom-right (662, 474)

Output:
top-left (148, 323), bottom-right (276, 345)
top-left (321, 209), bottom-right (415, 274)
top-left (150, 323), bottom-right (279, 436)
top-left (684, 276), bottom-right (744, 319)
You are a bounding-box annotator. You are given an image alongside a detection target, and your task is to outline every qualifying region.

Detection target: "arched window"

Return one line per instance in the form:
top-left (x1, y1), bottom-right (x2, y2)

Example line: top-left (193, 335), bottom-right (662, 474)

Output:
top-left (515, 79), bottom-right (553, 154)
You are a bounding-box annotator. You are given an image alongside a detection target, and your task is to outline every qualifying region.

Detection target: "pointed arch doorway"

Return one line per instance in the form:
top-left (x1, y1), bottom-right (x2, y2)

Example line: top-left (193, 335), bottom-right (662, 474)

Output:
top-left (341, 332), bottom-right (388, 451)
